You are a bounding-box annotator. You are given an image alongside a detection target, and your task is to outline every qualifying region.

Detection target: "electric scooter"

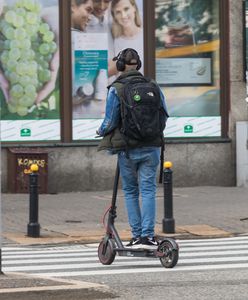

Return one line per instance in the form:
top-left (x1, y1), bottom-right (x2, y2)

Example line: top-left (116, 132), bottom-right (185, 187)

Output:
top-left (98, 164), bottom-right (179, 268)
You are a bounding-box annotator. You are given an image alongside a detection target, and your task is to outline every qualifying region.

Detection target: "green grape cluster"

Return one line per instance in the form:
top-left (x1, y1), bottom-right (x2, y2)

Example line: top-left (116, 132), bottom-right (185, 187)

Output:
top-left (0, 0), bottom-right (57, 116)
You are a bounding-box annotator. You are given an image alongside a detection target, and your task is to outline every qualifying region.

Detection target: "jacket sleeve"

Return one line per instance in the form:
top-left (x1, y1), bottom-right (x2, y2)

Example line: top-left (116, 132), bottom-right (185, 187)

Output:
top-left (97, 86), bottom-right (121, 136)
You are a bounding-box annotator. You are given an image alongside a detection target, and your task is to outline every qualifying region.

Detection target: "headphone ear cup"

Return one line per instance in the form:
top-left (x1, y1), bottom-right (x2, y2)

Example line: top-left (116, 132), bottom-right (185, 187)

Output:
top-left (136, 59), bottom-right (142, 71)
top-left (116, 59), bottom-right (125, 71)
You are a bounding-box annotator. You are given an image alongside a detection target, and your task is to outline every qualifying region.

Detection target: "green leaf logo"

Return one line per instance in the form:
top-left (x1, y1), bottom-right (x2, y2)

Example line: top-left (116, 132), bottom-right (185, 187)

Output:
top-left (133, 94), bottom-right (141, 101)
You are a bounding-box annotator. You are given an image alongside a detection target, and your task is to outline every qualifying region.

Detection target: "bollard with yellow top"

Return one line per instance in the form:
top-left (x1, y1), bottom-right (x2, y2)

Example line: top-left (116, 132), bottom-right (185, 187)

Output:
top-left (27, 164), bottom-right (40, 237)
top-left (162, 161), bottom-right (175, 233)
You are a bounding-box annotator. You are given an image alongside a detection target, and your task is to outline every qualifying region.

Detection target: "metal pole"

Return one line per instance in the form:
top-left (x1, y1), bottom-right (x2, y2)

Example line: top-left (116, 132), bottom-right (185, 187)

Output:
top-left (27, 164), bottom-right (40, 237)
top-left (162, 161), bottom-right (175, 233)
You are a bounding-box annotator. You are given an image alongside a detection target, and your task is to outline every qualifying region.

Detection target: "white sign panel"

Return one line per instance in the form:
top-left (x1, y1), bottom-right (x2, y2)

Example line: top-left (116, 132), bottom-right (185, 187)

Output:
top-left (156, 58), bottom-right (212, 85)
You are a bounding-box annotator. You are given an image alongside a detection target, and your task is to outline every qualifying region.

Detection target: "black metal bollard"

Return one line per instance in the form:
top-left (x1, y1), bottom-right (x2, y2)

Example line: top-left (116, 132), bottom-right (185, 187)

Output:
top-left (162, 161), bottom-right (175, 233)
top-left (27, 164), bottom-right (40, 237)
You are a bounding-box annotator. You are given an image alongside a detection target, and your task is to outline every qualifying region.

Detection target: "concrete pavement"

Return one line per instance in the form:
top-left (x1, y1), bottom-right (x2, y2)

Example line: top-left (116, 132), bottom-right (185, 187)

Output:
top-left (0, 273), bottom-right (116, 300)
top-left (2, 186), bottom-right (248, 245)
top-left (1, 185), bottom-right (248, 298)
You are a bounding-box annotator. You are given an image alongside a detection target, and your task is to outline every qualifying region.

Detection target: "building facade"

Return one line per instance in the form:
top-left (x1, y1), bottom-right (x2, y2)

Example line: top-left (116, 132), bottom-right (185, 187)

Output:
top-left (1, 0), bottom-right (247, 193)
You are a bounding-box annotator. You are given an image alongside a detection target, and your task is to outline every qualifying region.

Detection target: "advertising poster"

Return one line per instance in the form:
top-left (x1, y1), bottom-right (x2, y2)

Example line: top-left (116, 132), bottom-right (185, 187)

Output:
top-left (72, 31), bottom-right (108, 120)
top-left (156, 57), bottom-right (212, 85)
top-left (71, 0), bottom-right (144, 140)
top-left (0, 0), bottom-right (60, 142)
top-left (155, 0), bottom-right (221, 137)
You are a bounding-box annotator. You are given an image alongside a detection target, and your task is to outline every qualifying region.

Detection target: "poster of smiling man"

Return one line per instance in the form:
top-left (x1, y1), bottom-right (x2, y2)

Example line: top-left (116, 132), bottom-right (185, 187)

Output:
top-left (71, 0), bottom-right (144, 140)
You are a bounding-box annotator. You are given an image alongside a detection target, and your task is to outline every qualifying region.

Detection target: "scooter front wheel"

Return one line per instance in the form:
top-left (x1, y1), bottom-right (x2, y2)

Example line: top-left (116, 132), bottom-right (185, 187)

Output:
top-left (98, 239), bottom-right (116, 265)
top-left (158, 239), bottom-right (179, 268)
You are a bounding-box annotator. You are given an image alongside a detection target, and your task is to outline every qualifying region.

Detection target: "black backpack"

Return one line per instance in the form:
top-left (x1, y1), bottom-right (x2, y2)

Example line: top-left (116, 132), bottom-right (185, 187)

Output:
top-left (113, 75), bottom-right (168, 143)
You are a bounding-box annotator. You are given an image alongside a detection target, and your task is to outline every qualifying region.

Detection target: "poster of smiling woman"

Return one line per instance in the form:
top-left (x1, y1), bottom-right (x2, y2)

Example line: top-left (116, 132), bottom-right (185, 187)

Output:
top-left (0, 0), bottom-right (60, 142)
top-left (71, 0), bottom-right (144, 140)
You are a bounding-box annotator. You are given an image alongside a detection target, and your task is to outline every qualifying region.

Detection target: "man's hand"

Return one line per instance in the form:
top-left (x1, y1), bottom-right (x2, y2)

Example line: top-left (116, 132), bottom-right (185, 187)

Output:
top-left (36, 50), bottom-right (59, 104)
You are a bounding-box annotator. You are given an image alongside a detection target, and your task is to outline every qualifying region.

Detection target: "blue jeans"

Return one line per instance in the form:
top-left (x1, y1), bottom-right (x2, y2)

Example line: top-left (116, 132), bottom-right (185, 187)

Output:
top-left (118, 147), bottom-right (160, 238)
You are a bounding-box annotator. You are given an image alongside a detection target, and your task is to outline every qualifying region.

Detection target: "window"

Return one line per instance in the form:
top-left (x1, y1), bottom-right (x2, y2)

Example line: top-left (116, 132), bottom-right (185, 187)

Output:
top-left (155, 0), bottom-right (222, 138)
top-left (70, 0), bottom-right (144, 141)
top-left (0, 0), bottom-right (229, 144)
top-left (0, 0), bottom-right (61, 142)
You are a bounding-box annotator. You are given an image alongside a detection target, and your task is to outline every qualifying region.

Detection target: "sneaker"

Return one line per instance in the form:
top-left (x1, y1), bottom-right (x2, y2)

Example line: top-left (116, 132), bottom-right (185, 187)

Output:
top-left (141, 236), bottom-right (158, 249)
top-left (126, 237), bottom-right (142, 248)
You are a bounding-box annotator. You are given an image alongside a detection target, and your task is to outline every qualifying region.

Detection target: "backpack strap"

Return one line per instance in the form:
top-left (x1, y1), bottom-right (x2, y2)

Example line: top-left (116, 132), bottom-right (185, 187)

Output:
top-left (118, 85), bottom-right (130, 158)
top-left (159, 140), bottom-right (164, 184)
top-left (108, 80), bottom-right (131, 158)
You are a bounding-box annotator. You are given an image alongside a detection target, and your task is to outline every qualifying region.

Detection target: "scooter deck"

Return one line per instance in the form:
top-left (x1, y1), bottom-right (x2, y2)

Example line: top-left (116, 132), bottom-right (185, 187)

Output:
top-left (115, 247), bottom-right (157, 258)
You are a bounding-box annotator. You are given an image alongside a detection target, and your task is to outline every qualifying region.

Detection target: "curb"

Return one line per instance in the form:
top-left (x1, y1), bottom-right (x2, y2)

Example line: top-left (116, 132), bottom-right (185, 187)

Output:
top-left (2, 224), bottom-right (233, 246)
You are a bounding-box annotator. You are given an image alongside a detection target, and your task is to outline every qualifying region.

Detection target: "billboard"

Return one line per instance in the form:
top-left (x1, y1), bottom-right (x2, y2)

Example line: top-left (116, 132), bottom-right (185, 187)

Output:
top-left (71, 0), bottom-right (144, 140)
top-left (155, 0), bottom-right (221, 137)
top-left (0, 0), bottom-right (60, 142)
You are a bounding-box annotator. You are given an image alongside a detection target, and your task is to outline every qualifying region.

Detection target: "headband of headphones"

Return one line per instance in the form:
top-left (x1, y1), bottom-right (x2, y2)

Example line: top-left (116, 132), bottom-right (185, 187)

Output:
top-left (113, 48), bottom-right (140, 65)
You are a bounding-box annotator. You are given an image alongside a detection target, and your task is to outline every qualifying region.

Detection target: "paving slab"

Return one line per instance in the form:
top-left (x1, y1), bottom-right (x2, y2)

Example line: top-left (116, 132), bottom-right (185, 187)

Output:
top-left (176, 224), bottom-right (232, 237)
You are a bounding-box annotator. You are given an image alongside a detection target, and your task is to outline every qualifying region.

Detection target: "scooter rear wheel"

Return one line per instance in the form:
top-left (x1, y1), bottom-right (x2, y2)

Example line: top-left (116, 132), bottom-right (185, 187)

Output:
top-left (158, 240), bottom-right (179, 268)
top-left (98, 239), bottom-right (116, 265)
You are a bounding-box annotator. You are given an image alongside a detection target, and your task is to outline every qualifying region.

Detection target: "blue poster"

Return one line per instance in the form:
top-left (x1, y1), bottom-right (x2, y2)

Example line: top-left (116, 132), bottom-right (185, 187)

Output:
top-left (73, 50), bottom-right (108, 119)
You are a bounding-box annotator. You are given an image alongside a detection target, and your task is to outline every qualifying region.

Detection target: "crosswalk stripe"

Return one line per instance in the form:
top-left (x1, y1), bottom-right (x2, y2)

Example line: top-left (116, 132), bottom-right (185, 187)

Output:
top-left (4, 248), bottom-right (248, 259)
top-left (180, 244), bottom-right (248, 252)
top-left (179, 249), bottom-right (248, 257)
top-left (85, 236), bottom-right (248, 248)
top-left (3, 243), bottom-right (248, 255)
top-left (3, 251), bottom-right (248, 262)
top-left (2, 248), bottom-right (94, 255)
top-left (29, 262), bottom-right (248, 277)
top-left (3, 236), bottom-right (248, 277)
top-left (2, 252), bottom-right (97, 259)
top-left (2, 249), bottom-right (248, 266)
top-left (179, 240), bottom-right (248, 247)
top-left (176, 236), bottom-right (248, 243)
top-left (4, 255), bottom-right (248, 272)
top-left (3, 257), bottom-right (99, 265)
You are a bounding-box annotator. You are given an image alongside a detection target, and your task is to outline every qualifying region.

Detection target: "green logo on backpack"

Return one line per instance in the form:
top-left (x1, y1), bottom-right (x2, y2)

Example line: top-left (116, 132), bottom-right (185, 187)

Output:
top-left (133, 94), bottom-right (141, 101)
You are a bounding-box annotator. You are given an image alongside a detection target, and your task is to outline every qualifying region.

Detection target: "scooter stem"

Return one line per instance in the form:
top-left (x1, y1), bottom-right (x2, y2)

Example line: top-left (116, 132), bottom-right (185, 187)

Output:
top-left (111, 163), bottom-right (120, 209)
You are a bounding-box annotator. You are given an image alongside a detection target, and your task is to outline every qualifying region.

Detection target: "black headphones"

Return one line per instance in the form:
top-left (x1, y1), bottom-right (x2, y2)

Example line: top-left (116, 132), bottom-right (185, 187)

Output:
top-left (113, 48), bottom-right (142, 72)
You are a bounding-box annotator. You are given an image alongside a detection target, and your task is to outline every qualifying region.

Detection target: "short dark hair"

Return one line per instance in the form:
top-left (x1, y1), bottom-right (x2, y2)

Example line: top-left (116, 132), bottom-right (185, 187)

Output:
top-left (122, 48), bottom-right (140, 65)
